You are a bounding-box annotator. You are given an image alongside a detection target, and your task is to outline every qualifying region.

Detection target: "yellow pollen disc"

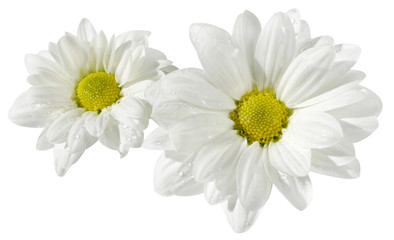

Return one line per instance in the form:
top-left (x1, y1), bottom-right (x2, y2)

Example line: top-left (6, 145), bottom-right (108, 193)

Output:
top-left (76, 72), bottom-right (121, 112)
top-left (229, 90), bottom-right (291, 146)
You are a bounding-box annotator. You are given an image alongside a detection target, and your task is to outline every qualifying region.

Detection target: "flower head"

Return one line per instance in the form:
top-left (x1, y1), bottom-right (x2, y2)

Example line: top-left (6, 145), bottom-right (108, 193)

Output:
top-left (145, 10), bottom-right (382, 232)
top-left (9, 19), bottom-right (174, 176)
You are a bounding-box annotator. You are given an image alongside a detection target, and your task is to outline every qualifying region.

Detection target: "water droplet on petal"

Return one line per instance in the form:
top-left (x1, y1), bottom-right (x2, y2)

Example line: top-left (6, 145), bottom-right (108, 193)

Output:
top-left (178, 171), bottom-right (184, 177)
top-left (75, 134), bottom-right (80, 139)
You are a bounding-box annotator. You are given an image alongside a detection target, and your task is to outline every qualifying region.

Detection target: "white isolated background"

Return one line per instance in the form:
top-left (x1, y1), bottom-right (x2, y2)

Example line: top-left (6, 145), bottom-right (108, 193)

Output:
top-left (0, 0), bottom-right (392, 239)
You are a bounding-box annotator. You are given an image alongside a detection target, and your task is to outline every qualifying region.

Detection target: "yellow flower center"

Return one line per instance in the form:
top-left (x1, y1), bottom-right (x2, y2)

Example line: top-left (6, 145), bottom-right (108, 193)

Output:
top-left (76, 72), bottom-right (121, 112)
top-left (229, 90), bottom-right (291, 146)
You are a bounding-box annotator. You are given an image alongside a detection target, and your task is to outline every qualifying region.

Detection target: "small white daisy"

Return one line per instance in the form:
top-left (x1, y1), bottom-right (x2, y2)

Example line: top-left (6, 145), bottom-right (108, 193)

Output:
top-left (9, 19), bottom-right (174, 176)
top-left (144, 10), bottom-right (382, 232)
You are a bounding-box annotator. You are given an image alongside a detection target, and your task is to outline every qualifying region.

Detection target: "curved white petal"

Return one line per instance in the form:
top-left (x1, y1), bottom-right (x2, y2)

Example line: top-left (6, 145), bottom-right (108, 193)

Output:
top-left (151, 100), bottom-right (205, 129)
top-left (154, 154), bottom-right (203, 196)
top-left (9, 91), bottom-right (47, 127)
top-left (284, 110), bottom-right (343, 149)
top-left (168, 113), bottom-right (233, 152)
top-left (46, 108), bottom-right (83, 144)
top-left (204, 181), bottom-right (231, 205)
top-left (264, 150), bottom-right (312, 210)
top-left (193, 130), bottom-right (244, 182)
top-left (311, 155), bottom-right (360, 179)
top-left (105, 39), bottom-right (133, 75)
top-left (190, 23), bottom-right (252, 99)
top-left (223, 196), bottom-right (260, 233)
top-left (268, 138), bottom-right (311, 177)
top-left (143, 127), bottom-right (174, 150)
top-left (237, 143), bottom-right (272, 211)
top-left (118, 127), bottom-right (143, 156)
top-left (77, 18), bottom-right (97, 42)
top-left (161, 68), bottom-right (235, 110)
top-left (286, 9), bottom-right (311, 52)
top-left (67, 116), bottom-right (97, 153)
top-left (255, 12), bottom-right (296, 89)
top-left (54, 143), bottom-right (84, 176)
top-left (110, 96), bottom-right (151, 131)
top-left (36, 126), bottom-right (53, 150)
top-left (50, 34), bottom-right (89, 79)
top-left (99, 116), bottom-right (121, 150)
top-left (115, 46), bottom-right (145, 86)
top-left (294, 71), bottom-right (364, 108)
top-left (122, 80), bottom-right (154, 100)
top-left (232, 10), bottom-right (261, 68)
top-left (328, 86), bottom-right (382, 118)
top-left (339, 117), bottom-right (379, 143)
top-left (116, 30), bottom-right (150, 47)
top-left (277, 44), bottom-right (335, 106)
top-left (84, 111), bottom-right (110, 137)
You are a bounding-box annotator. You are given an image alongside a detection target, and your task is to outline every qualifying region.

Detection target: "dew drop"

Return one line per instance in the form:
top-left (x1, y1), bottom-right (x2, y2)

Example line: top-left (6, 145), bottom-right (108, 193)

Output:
top-left (170, 90), bottom-right (176, 95)
top-left (178, 171), bottom-right (184, 177)
top-left (75, 134), bottom-right (80, 139)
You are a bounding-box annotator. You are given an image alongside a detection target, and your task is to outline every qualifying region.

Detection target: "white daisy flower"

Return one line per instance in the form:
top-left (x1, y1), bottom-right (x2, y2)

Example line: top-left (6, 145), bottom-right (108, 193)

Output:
top-left (9, 19), bottom-right (174, 176)
top-left (144, 10), bottom-right (382, 232)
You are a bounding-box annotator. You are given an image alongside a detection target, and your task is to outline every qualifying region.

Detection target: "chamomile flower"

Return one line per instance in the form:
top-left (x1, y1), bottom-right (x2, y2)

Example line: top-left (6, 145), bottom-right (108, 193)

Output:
top-left (144, 10), bottom-right (382, 232)
top-left (9, 19), bottom-right (174, 176)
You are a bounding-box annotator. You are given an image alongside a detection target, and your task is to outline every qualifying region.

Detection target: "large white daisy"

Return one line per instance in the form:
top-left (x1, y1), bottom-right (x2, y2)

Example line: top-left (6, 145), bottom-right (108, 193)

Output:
top-left (144, 10), bottom-right (382, 232)
top-left (9, 19), bottom-right (174, 176)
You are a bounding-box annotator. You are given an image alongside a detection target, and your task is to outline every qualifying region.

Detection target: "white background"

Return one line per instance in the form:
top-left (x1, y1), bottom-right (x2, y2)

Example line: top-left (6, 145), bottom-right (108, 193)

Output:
top-left (0, 0), bottom-right (392, 239)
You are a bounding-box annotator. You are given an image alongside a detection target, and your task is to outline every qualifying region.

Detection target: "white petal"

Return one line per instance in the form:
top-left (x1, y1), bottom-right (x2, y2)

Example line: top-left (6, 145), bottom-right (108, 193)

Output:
top-left (46, 108), bottom-right (83, 144)
top-left (115, 46), bottom-right (146, 86)
top-left (25, 53), bottom-right (70, 78)
top-left (151, 100), bottom-right (205, 129)
top-left (91, 31), bottom-right (108, 72)
top-left (304, 87), bottom-right (366, 112)
top-left (277, 44), bottom-right (335, 106)
top-left (77, 18), bottom-right (97, 42)
top-left (161, 68), bottom-right (235, 110)
top-left (286, 9), bottom-right (311, 51)
top-left (116, 30), bottom-right (150, 47)
top-left (190, 23), bottom-right (252, 99)
top-left (328, 86), bottom-right (382, 118)
top-left (223, 196), bottom-right (260, 233)
top-left (121, 80), bottom-right (154, 100)
top-left (28, 84), bottom-right (74, 107)
top-left (264, 150), bottom-right (312, 210)
top-left (237, 143), bottom-right (272, 211)
top-left (36, 126), bottom-right (53, 150)
top-left (153, 154), bottom-right (203, 196)
top-left (284, 110), bottom-right (343, 149)
top-left (118, 127), bottom-right (143, 156)
top-left (105, 39), bottom-right (132, 75)
top-left (340, 117), bottom-right (378, 143)
top-left (67, 116), bottom-right (97, 153)
top-left (50, 35), bottom-right (89, 78)
top-left (294, 71), bottom-right (364, 108)
top-left (312, 139), bottom-right (356, 166)
top-left (99, 116), bottom-right (121, 150)
top-left (311, 155), bottom-right (360, 179)
top-left (232, 10), bottom-right (261, 68)
top-left (204, 181), bottom-right (229, 205)
top-left (193, 130), bottom-right (244, 182)
top-left (143, 127), bottom-right (174, 150)
top-left (268, 138), bottom-right (311, 177)
top-left (54, 143), bottom-right (84, 176)
top-left (84, 111), bottom-right (110, 137)
top-left (9, 91), bottom-right (47, 127)
top-left (169, 113), bottom-right (233, 152)
top-left (110, 96), bottom-right (151, 131)
top-left (255, 12), bottom-right (296, 88)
